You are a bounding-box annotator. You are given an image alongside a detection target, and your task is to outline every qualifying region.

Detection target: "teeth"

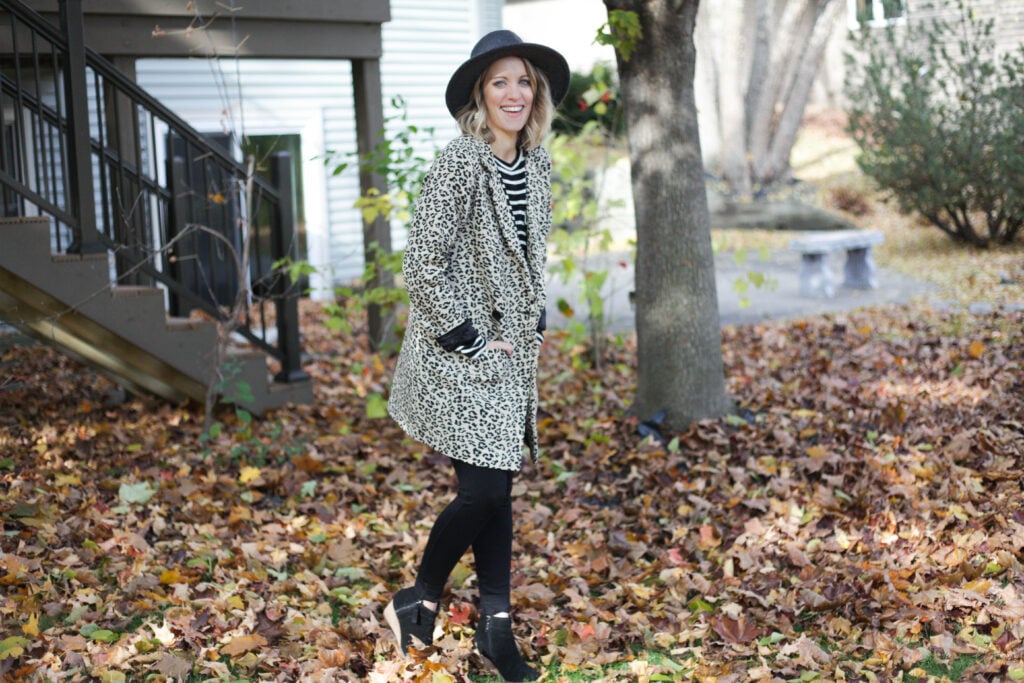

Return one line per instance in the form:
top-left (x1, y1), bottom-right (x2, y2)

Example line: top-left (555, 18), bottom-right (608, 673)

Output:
top-left (502, 106), bottom-right (523, 113)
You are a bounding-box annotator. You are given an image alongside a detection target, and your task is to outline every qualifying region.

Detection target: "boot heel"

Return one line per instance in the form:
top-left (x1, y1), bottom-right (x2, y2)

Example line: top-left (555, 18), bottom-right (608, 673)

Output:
top-left (474, 615), bottom-right (539, 682)
top-left (384, 587), bottom-right (437, 655)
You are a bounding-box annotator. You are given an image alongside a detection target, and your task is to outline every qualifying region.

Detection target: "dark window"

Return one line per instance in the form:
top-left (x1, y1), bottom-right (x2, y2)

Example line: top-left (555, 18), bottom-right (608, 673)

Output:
top-left (856, 0), bottom-right (905, 25)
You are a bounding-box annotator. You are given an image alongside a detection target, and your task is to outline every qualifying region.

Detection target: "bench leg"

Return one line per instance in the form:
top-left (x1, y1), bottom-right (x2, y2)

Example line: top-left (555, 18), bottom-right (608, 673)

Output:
top-left (799, 253), bottom-right (835, 298)
top-left (843, 247), bottom-right (878, 289)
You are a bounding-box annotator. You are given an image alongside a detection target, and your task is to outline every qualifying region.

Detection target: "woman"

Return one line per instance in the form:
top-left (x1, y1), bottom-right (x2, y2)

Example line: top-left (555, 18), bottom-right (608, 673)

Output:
top-left (384, 30), bottom-right (569, 682)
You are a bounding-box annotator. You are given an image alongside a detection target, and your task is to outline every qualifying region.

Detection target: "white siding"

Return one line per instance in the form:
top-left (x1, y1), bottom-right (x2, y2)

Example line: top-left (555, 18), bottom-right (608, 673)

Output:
top-left (380, 0), bottom-right (475, 259)
top-left (477, 0), bottom-right (506, 35)
top-left (134, 0), bottom-right (496, 288)
top-left (135, 57), bottom-right (357, 294)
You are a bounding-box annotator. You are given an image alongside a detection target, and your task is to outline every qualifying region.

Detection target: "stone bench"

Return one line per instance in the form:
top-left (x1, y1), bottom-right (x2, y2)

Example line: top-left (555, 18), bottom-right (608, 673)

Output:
top-left (789, 229), bottom-right (885, 298)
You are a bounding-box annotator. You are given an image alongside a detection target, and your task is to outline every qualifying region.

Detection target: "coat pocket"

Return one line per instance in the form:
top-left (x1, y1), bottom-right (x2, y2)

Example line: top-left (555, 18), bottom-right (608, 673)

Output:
top-left (471, 346), bottom-right (512, 385)
top-left (421, 336), bottom-right (511, 386)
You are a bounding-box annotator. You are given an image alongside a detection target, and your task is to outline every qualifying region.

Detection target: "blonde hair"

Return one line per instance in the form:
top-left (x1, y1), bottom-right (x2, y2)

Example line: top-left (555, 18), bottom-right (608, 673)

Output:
top-left (454, 57), bottom-right (553, 151)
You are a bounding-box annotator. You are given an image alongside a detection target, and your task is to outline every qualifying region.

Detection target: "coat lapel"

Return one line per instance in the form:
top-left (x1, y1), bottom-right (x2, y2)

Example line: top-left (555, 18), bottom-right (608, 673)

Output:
top-left (523, 149), bottom-right (548, 298)
top-left (479, 145), bottom-right (535, 295)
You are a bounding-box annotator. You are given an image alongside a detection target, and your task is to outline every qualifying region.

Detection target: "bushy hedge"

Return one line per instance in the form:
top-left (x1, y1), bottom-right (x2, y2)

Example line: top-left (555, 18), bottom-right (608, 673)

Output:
top-left (845, 1), bottom-right (1024, 247)
top-left (553, 64), bottom-right (625, 137)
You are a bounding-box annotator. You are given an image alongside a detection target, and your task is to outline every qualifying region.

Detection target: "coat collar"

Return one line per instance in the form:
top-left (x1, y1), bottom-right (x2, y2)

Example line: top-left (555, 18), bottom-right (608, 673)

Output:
top-left (467, 136), bottom-right (546, 297)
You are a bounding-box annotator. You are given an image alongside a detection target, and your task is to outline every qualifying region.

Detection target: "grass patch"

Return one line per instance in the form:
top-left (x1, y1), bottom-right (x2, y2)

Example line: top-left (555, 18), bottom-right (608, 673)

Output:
top-left (909, 652), bottom-right (985, 681)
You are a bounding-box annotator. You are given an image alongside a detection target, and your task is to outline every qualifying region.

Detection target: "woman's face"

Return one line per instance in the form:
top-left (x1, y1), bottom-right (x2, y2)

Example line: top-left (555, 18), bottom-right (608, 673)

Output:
top-left (482, 56), bottom-right (534, 144)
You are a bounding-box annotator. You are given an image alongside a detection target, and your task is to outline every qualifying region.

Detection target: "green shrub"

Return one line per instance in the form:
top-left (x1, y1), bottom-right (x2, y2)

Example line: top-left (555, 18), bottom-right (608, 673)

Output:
top-left (845, 0), bottom-right (1024, 247)
top-left (553, 64), bottom-right (624, 137)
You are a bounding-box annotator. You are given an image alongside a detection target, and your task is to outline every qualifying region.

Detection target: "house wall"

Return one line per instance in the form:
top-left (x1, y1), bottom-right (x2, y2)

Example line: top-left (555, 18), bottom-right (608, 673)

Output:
top-left (135, 0), bottom-right (504, 292)
top-left (841, 1), bottom-right (1024, 100)
top-left (902, 0), bottom-right (1024, 56)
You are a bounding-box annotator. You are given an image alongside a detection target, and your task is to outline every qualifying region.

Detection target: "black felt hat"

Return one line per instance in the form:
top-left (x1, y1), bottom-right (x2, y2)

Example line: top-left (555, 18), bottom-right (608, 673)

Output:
top-left (445, 30), bottom-right (570, 118)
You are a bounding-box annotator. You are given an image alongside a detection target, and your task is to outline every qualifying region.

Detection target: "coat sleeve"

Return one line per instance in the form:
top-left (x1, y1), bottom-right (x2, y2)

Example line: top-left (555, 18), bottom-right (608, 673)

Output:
top-left (402, 138), bottom-right (482, 344)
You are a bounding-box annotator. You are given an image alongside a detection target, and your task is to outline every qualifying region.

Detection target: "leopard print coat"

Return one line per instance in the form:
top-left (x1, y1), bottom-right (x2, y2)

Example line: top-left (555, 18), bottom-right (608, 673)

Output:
top-left (388, 135), bottom-right (550, 471)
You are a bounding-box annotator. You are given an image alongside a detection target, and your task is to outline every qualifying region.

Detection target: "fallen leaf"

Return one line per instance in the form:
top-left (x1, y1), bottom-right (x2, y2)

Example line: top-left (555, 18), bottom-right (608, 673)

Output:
top-left (712, 615), bottom-right (759, 645)
top-left (220, 633), bottom-right (267, 657)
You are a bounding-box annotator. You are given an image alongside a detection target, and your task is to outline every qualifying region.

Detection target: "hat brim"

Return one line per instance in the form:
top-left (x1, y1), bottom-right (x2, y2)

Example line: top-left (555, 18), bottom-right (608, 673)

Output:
top-left (445, 43), bottom-right (570, 119)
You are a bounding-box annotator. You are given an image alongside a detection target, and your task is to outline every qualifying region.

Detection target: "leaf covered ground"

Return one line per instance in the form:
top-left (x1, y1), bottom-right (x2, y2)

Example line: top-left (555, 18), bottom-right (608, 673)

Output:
top-left (1, 301), bottom-right (1023, 682)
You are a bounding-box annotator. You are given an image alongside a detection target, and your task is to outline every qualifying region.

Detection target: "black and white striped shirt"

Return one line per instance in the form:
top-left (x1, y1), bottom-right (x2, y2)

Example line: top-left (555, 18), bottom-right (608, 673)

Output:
top-left (494, 150), bottom-right (528, 255)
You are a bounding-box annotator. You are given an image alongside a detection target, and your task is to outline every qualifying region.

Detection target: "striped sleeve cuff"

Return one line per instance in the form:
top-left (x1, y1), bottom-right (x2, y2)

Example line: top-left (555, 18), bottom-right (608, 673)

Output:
top-left (436, 319), bottom-right (486, 359)
top-left (455, 334), bottom-right (486, 359)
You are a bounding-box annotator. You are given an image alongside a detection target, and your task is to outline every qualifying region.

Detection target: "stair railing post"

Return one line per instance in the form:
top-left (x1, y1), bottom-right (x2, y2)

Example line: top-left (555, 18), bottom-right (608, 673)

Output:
top-left (352, 57), bottom-right (394, 350)
top-left (60, 0), bottom-right (102, 255)
top-left (270, 151), bottom-right (309, 384)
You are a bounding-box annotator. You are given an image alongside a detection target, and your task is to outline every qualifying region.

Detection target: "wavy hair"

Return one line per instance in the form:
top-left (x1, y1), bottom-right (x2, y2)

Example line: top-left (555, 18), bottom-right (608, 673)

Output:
top-left (454, 57), bottom-right (553, 151)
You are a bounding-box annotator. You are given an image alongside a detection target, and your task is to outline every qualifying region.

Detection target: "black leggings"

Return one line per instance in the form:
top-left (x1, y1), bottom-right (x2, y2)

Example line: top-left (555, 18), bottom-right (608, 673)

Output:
top-left (414, 459), bottom-right (514, 615)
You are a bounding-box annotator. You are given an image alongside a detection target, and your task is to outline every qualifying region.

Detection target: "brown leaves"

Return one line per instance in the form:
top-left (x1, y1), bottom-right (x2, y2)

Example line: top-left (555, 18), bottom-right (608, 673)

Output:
top-left (1, 303), bottom-right (1022, 681)
top-left (711, 615), bottom-right (759, 645)
top-left (220, 633), bottom-right (267, 656)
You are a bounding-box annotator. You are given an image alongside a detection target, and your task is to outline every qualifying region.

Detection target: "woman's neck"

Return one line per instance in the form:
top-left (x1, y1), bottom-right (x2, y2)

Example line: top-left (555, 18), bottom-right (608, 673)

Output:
top-left (489, 135), bottom-right (519, 164)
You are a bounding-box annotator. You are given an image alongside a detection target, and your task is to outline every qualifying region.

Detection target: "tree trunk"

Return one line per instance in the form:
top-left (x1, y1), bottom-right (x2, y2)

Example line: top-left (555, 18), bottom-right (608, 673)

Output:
top-left (715, 0), bottom-right (755, 196)
top-left (604, 0), bottom-right (733, 430)
top-left (704, 0), bottom-right (844, 193)
top-left (755, 0), bottom-right (844, 182)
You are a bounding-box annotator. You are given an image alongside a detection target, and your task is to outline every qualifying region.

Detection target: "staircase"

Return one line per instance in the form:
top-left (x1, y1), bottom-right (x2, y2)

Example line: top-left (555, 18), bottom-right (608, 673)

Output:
top-left (0, 216), bottom-right (311, 411)
top-left (0, 0), bottom-right (313, 413)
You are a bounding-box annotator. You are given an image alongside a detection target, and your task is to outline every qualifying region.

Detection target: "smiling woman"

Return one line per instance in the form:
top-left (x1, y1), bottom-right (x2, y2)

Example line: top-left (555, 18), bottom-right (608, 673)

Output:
top-left (382, 29), bottom-right (569, 682)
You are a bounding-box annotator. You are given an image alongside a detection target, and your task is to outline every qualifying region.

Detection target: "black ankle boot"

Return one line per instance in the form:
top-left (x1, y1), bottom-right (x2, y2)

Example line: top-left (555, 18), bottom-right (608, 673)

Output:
top-left (474, 614), bottom-right (539, 682)
top-left (384, 587), bottom-right (437, 654)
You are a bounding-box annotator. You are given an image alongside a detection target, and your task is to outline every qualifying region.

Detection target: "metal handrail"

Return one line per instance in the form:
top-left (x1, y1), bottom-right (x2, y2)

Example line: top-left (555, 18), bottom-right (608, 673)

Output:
top-left (0, 0), bottom-right (306, 384)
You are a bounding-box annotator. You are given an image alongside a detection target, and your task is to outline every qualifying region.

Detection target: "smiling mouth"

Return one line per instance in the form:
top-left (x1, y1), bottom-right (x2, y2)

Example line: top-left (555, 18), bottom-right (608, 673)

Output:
top-left (501, 106), bottom-right (525, 113)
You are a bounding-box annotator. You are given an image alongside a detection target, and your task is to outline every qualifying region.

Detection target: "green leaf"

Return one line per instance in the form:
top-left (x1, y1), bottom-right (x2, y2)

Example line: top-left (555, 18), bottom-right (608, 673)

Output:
top-left (118, 482), bottom-right (157, 505)
top-left (325, 316), bottom-right (347, 333)
top-left (88, 629), bottom-right (120, 643)
top-left (0, 458), bottom-right (13, 470)
top-left (983, 561), bottom-right (1004, 576)
top-left (687, 596), bottom-right (715, 613)
top-left (759, 631), bottom-right (787, 646)
top-left (366, 392), bottom-right (388, 419)
top-left (233, 381), bottom-right (255, 405)
top-left (556, 297), bottom-right (575, 317)
top-left (0, 636), bottom-right (30, 660)
top-left (725, 414), bottom-right (748, 427)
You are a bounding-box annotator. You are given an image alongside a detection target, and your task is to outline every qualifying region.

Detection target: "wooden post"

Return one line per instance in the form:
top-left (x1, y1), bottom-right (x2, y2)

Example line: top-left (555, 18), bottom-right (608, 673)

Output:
top-left (60, 0), bottom-right (102, 254)
top-left (351, 57), bottom-right (394, 350)
top-left (270, 151), bottom-right (309, 383)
